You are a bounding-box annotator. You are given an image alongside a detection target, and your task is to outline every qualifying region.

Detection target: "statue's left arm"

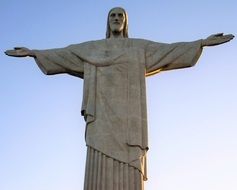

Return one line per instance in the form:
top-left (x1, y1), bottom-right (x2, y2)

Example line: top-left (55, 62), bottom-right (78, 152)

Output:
top-left (145, 33), bottom-right (234, 76)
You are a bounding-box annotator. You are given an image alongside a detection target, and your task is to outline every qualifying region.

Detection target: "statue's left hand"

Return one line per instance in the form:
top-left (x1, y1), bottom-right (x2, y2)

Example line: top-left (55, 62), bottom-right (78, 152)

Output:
top-left (202, 33), bottom-right (234, 47)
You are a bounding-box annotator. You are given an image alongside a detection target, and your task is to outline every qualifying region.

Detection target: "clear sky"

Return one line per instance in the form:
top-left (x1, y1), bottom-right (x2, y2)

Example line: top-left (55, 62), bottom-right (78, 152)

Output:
top-left (1, 1), bottom-right (236, 190)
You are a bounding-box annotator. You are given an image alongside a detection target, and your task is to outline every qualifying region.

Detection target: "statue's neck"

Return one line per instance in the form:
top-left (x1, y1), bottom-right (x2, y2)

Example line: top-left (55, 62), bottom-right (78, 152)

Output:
top-left (110, 31), bottom-right (124, 38)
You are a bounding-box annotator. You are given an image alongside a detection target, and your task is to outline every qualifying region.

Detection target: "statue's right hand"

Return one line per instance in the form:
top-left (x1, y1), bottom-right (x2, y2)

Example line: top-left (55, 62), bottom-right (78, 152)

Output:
top-left (5, 47), bottom-right (34, 57)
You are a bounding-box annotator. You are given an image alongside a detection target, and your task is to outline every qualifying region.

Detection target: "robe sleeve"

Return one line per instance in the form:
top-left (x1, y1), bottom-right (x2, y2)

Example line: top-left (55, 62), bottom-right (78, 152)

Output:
top-left (145, 40), bottom-right (203, 76)
top-left (33, 45), bottom-right (84, 78)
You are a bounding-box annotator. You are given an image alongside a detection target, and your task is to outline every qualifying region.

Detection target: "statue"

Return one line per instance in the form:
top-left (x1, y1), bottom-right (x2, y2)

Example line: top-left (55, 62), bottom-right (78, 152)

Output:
top-left (5, 7), bottom-right (234, 190)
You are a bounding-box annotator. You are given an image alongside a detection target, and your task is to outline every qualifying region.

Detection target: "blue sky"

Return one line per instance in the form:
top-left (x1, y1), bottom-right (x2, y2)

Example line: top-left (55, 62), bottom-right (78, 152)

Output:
top-left (1, 1), bottom-right (237, 190)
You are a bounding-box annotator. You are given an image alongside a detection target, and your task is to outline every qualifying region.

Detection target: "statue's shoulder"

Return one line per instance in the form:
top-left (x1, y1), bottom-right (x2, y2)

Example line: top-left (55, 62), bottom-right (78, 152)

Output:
top-left (129, 38), bottom-right (153, 46)
top-left (66, 39), bottom-right (106, 51)
top-left (68, 38), bottom-right (157, 50)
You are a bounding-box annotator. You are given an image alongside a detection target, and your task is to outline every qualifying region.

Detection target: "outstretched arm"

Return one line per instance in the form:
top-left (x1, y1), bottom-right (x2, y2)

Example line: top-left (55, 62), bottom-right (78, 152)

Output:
top-left (5, 47), bottom-right (36, 58)
top-left (202, 33), bottom-right (234, 47)
top-left (5, 46), bottom-right (84, 77)
top-left (145, 33), bottom-right (234, 76)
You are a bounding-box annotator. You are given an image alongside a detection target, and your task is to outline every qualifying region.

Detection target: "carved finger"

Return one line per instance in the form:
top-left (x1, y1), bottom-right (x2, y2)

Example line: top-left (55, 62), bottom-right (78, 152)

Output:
top-left (14, 47), bottom-right (24, 50)
top-left (5, 50), bottom-right (16, 56)
top-left (222, 35), bottom-right (234, 41)
top-left (226, 34), bottom-right (235, 39)
top-left (215, 33), bottom-right (224, 37)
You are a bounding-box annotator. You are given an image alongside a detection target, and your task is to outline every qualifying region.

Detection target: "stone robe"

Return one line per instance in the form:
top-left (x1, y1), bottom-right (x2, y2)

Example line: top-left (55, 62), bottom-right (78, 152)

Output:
top-left (34, 38), bottom-right (203, 181)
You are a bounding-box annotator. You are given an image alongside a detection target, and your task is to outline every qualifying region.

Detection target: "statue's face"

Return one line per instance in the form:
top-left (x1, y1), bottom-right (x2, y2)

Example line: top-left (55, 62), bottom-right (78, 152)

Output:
top-left (109, 8), bottom-right (126, 34)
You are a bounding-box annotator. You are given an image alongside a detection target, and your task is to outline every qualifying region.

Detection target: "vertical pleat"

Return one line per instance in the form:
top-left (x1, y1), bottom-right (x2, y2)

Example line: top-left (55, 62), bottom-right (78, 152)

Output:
top-left (113, 160), bottom-right (119, 190)
top-left (88, 148), bottom-right (94, 190)
top-left (83, 147), bottom-right (90, 190)
top-left (119, 162), bottom-right (124, 190)
top-left (123, 163), bottom-right (129, 190)
top-left (135, 168), bottom-right (143, 190)
top-left (96, 151), bottom-right (102, 189)
top-left (101, 154), bottom-right (106, 190)
top-left (106, 157), bottom-right (113, 189)
top-left (92, 150), bottom-right (98, 190)
top-left (84, 146), bottom-right (144, 190)
top-left (129, 166), bottom-right (135, 190)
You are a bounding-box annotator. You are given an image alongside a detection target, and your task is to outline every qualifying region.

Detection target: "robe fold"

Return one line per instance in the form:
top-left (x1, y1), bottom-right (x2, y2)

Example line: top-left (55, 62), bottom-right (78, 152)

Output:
top-left (33, 38), bottom-right (202, 188)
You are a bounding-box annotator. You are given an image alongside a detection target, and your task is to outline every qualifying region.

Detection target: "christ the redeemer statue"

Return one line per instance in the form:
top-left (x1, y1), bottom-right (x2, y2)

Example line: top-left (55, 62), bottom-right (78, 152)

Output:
top-left (5, 7), bottom-right (234, 190)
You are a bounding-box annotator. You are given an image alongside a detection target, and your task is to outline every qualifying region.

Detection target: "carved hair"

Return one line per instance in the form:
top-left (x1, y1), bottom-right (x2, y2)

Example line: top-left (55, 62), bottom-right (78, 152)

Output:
top-left (106, 7), bottom-right (129, 38)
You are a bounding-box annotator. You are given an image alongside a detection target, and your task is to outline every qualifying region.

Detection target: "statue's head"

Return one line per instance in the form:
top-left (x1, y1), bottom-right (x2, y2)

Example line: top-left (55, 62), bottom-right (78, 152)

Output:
top-left (106, 7), bottom-right (128, 38)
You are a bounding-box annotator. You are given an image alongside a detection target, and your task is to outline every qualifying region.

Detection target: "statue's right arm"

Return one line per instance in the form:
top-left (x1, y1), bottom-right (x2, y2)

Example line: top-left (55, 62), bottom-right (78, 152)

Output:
top-left (5, 47), bottom-right (36, 58)
top-left (5, 46), bottom-right (84, 78)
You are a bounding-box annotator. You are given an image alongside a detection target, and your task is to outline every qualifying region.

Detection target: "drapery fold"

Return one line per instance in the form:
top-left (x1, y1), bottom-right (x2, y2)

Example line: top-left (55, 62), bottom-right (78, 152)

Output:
top-left (84, 146), bottom-right (144, 190)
